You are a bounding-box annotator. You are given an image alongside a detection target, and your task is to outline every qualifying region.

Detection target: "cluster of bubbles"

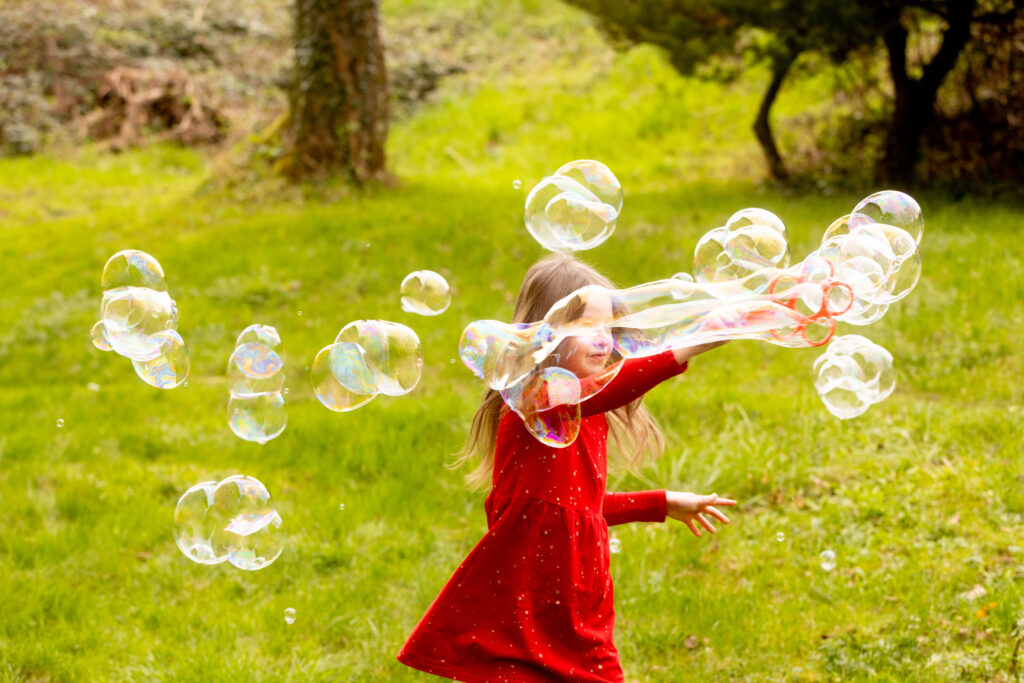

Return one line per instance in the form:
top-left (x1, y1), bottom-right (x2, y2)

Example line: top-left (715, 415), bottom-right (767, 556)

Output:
top-left (173, 475), bottom-right (284, 571)
top-left (311, 320), bottom-right (424, 412)
top-left (461, 190), bottom-right (922, 446)
top-left (401, 270), bottom-right (451, 316)
top-left (91, 250), bottom-right (190, 389)
top-left (813, 335), bottom-right (895, 419)
top-left (524, 160), bottom-right (622, 252)
top-left (227, 325), bottom-right (287, 444)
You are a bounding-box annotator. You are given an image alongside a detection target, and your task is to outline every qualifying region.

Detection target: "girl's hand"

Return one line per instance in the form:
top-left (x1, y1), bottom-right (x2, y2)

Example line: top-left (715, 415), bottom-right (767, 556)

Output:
top-left (666, 492), bottom-right (737, 537)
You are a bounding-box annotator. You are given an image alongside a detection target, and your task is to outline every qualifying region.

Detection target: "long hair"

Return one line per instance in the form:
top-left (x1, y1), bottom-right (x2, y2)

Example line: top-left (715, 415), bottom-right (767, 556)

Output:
top-left (451, 253), bottom-right (665, 491)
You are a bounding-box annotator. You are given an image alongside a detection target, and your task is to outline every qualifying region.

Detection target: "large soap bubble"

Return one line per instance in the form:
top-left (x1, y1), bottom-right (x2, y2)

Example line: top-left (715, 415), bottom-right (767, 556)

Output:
top-left (174, 475), bottom-right (284, 571)
top-left (852, 190), bottom-right (923, 243)
top-left (311, 320), bottom-right (423, 412)
top-left (401, 270), bottom-right (451, 316)
top-left (92, 250), bottom-right (190, 388)
top-left (461, 189), bottom-right (923, 445)
top-left (813, 334), bottom-right (895, 419)
top-left (524, 160), bottom-right (622, 252)
top-left (227, 325), bottom-right (286, 444)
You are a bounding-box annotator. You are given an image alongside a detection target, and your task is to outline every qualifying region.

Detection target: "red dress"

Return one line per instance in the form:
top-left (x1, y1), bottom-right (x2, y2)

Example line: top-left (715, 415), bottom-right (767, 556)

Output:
top-left (398, 351), bottom-right (689, 682)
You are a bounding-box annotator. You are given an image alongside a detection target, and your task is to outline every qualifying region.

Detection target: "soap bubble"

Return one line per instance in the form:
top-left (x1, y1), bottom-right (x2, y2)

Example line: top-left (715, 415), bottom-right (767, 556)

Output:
top-left (56, 418), bottom-right (64, 428)
top-left (132, 330), bottom-right (190, 389)
top-left (101, 249), bottom-right (167, 292)
top-left (284, 607), bottom-right (296, 625)
top-left (609, 537), bottom-right (622, 554)
top-left (524, 160), bottom-right (621, 252)
top-left (92, 250), bottom-right (189, 388)
top-left (312, 321), bottom-right (423, 412)
top-left (90, 321), bottom-right (112, 351)
top-left (401, 270), bottom-right (451, 316)
top-left (694, 208), bottom-right (790, 283)
top-left (852, 190), bottom-right (924, 243)
top-left (173, 481), bottom-right (221, 564)
top-left (513, 179), bottom-right (522, 190)
top-left (776, 532), bottom-right (786, 542)
top-left (175, 475), bottom-right (284, 570)
top-left (227, 325), bottom-right (286, 443)
top-left (100, 286), bottom-right (178, 361)
top-left (236, 324), bottom-right (282, 349)
top-left (819, 549), bottom-right (837, 571)
top-left (208, 475), bottom-right (285, 571)
top-left (813, 335), bottom-right (895, 419)
top-left (228, 393), bottom-right (287, 444)
top-left (460, 191), bottom-right (922, 446)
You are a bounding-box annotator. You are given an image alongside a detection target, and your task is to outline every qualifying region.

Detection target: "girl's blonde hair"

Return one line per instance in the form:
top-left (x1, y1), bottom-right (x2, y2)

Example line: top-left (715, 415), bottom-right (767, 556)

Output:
top-left (452, 253), bottom-right (665, 491)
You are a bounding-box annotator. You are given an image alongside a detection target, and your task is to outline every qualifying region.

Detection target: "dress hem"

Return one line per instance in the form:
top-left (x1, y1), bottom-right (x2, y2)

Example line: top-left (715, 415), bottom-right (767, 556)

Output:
top-left (397, 651), bottom-right (541, 683)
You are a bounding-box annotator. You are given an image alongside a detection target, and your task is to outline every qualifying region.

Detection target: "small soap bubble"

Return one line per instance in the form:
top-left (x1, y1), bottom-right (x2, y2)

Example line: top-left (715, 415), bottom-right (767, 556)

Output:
top-left (297, 311), bottom-right (303, 317)
top-left (56, 418), bottom-right (64, 428)
top-left (401, 270), bottom-right (451, 316)
top-left (339, 503), bottom-right (345, 511)
top-left (284, 607), bottom-right (296, 625)
top-left (609, 537), bottom-right (621, 554)
top-left (776, 532), bottom-right (786, 543)
top-left (86, 382), bottom-right (101, 392)
top-left (819, 549), bottom-right (837, 571)
top-left (513, 179), bottom-right (522, 190)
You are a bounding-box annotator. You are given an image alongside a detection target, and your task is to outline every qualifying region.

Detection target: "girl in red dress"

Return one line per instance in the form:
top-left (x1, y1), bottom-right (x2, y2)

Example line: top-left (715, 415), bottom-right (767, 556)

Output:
top-left (398, 254), bottom-right (737, 682)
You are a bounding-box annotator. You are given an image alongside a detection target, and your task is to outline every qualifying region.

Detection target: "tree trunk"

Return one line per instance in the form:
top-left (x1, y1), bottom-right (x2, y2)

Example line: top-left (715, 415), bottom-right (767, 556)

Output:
top-left (881, 0), bottom-right (976, 186)
top-left (285, 0), bottom-right (388, 182)
top-left (753, 47), bottom-right (799, 181)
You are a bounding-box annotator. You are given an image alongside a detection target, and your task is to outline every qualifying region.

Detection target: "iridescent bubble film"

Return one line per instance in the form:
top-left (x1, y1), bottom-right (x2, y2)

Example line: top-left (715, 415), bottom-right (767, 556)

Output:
top-left (524, 160), bottom-right (621, 252)
top-left (852, 190), bottom-right (924, 243)
top-left (175, 475), bottom-right (284, 570)
top-left (91, 250), bottom-right (190, 388)
top-left (227, 325), bottom-right (286, 443)
top-left (311, 320), bottom-right (424, 412)
top-left (813, 334), bottom-right (895, 419)
top-left (460, 190), bottom-right (923, 446)
top-left (401, 270), bottom-right (451, 316)
top-left (132, 330), bottom-right (190, 389)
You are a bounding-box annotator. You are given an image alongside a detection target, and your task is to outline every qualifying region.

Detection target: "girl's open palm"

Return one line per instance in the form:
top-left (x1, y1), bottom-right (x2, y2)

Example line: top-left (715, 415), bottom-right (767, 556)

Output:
top-left (666, 492), bottom-right (737, 537)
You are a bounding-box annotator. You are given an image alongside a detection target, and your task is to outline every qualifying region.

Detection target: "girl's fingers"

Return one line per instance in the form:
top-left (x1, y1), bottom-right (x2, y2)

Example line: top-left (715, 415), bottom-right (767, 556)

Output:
top-left (685, 520), bottom-right (701, 537)
top-left (712, 497), bottom-right (738, 507)
top-left (697, 514), bottom-right (716, 533)
top-left (706, 506), bottom-right (730, 524)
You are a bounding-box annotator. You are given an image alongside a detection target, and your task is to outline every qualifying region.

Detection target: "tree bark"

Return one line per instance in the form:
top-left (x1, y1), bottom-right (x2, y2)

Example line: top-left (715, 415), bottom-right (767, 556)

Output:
top-left (881, 0), bottom-right (976, 186)
top-left (285, 0), bottom-right (388, 182)
top-left (753, 47), bottom-right (799, 181)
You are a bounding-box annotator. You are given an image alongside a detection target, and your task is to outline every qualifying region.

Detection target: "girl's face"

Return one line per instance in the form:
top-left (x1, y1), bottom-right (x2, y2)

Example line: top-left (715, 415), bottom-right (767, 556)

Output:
top-left (559, 294), bottom-right (614, 379)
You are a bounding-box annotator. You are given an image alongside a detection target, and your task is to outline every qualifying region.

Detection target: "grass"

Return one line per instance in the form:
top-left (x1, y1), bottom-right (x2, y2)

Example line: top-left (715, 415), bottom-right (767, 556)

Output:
top-left (2, 0), bottom-right (1024, 681)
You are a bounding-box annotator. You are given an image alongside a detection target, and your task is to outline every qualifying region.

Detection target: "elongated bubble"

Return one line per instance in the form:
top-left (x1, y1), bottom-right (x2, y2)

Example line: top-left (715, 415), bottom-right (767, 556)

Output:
top-left (461, 190), bottom-right (922, 445)
top-left (226, 325), bottom-right (286, 443)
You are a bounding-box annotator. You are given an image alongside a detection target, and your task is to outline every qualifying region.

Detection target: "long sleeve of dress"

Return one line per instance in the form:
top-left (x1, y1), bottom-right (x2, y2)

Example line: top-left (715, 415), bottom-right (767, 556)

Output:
top-left (602, 490), bottom-right (667, 526)
top-left (579, 350), bottom-right (688, 418)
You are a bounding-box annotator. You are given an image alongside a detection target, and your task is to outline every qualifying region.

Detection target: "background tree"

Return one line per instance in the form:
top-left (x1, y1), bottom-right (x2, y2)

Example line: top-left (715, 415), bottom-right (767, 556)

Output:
top-left (867, 0), bottom-right (1022, 185)
top-left (283, 0), bottom-right (388, 182)
top-left (565, 0), bottom-right (874, 181)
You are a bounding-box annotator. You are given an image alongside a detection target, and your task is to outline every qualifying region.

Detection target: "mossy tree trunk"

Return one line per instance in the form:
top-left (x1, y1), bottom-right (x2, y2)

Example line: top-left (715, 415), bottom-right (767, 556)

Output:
top-left (284, 0), bottom-right (388, 182)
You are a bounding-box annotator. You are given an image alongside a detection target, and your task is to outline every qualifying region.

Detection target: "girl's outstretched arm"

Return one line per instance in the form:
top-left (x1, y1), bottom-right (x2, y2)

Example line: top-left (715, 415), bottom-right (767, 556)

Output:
top-left (666, 492), bottom-right (737, 537)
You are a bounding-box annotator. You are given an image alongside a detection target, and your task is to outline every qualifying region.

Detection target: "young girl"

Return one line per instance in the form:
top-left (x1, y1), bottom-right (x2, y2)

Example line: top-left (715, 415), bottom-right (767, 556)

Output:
top-left (398, 254), bottom-right (737, 682)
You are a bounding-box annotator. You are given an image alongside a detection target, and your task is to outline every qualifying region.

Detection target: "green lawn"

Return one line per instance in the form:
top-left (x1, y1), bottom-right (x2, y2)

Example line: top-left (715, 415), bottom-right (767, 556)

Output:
top-left (2, 1), bottom-right (1023, 681)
